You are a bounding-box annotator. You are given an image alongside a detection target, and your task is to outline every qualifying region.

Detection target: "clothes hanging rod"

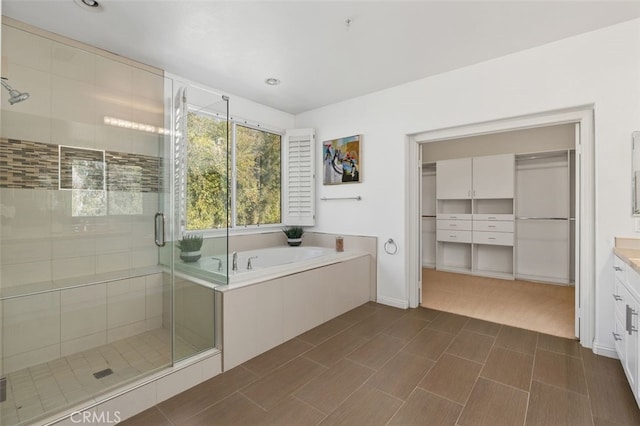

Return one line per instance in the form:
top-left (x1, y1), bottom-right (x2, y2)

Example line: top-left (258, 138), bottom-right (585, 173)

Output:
top-left (516, 217), bottom-right (568, 221)
top-left (320, 196), bottom-right (362, 201)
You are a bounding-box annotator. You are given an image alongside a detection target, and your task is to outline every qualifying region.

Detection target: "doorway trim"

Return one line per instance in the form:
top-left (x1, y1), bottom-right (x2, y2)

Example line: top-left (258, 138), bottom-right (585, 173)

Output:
top-left (406, 106), bottom-right (594, 347)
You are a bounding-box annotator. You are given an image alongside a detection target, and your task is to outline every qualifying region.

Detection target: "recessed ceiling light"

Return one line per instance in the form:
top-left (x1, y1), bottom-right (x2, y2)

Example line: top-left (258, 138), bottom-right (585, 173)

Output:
top-left (264, 78), bottom-right (281, 86)
top-left (74, 0), bottom-right (101, 11)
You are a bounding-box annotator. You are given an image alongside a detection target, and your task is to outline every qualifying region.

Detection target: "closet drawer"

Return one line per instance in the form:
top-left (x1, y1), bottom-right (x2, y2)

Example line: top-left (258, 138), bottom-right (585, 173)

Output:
top-left (437, 219), bottom-right (472, 231)
top-left (473, 214), bottom-right (514, 221)
top-left (474, 220), bottom-right (514, 232)
top-left (437, 213), bottom-right (472, 220)
top-left (473, 231), bottom-right (514, 246)
top-left (437, 230), bottom-right (472, 243)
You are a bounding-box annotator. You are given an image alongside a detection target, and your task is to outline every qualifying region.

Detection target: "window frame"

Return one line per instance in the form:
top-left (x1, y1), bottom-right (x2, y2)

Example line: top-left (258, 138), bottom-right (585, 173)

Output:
top-left (183, 108), bottom-right (285, 236)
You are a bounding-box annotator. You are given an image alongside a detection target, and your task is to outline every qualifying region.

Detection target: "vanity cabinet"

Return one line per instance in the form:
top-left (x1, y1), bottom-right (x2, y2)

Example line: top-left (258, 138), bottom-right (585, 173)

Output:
top-left (613, 254), bottom-right (640, 406)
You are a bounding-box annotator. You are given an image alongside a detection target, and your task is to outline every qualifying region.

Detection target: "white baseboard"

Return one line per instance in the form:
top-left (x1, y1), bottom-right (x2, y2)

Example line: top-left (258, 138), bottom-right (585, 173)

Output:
top-left (377, 296), bottom-right (409, 309)
top-left (592, 342), bottom-right (619, 359)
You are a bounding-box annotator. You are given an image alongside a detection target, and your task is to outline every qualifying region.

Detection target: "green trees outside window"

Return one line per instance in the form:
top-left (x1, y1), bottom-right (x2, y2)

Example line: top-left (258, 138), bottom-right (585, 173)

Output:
top-left (185, 112), bottom-right (281, 231)
top-left (236, 125), bottom-right (281, 226)
top-left (186, 112), bottom-right (228, 230)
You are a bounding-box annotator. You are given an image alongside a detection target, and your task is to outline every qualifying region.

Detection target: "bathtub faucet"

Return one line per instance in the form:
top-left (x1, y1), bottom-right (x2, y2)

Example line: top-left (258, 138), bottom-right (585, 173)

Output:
top-left (211, 257), bottom-right (223, 272)
top-left (247, 256), bottom-right (258, 270)
top-left (232, 252), bottom-right (238, 271)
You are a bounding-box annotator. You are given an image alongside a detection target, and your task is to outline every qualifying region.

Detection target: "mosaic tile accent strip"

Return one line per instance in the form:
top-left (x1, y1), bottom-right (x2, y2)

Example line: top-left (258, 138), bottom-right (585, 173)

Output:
top-left (0, 138), bottom-right (161, 193)
top-left (106, 152), bottom-right (161, 193)
top-left (0, 138), bottom-right (59, 189)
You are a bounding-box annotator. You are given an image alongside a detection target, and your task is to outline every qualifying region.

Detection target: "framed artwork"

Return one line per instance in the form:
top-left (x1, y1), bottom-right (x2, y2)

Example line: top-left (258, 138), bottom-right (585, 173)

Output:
top-left (322, 134), bottom-right (361, 185)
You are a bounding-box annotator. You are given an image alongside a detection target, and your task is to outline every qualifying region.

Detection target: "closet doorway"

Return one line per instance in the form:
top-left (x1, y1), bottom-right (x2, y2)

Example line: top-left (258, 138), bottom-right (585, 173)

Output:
top-left (417, 123), bottom-right (580, 339)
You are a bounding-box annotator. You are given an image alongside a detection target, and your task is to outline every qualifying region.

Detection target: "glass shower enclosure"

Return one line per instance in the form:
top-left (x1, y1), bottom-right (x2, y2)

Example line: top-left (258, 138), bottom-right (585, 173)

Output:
top-left (0, 21), bottom-right (228, 425)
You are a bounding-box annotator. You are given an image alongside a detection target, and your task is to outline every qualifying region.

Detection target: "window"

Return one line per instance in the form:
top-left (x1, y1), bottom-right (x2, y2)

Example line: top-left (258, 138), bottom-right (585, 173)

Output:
top-left (184, 111), bottom-right (282, 231)
top-left (235, 125), bottom-right (282, 226)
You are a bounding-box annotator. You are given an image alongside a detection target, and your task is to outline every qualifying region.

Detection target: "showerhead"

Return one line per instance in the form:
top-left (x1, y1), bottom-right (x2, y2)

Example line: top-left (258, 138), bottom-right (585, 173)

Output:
top-left (1, 78), bottom-right (29, 105)
top-left (8, 91), bottom-right (29, 105)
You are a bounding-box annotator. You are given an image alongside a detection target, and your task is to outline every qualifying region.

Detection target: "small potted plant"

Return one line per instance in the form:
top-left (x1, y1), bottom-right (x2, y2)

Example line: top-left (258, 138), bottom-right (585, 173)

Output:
top-left (283, 226), bottom-right (304, 246)
top-left (177, 234), bottom-right (203, 262)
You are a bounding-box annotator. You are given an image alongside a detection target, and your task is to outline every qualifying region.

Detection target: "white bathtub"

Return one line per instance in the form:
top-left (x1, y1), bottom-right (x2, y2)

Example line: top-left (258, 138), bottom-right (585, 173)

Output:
top-left (175, 246), bottom-right (365, 288)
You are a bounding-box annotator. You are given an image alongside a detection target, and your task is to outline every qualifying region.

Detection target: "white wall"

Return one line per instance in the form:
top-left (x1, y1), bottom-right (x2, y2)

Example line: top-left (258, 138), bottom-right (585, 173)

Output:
top-left (167, 73), bottom-right (295, 132)
top-left (296, 19), bottom-right (640, 350)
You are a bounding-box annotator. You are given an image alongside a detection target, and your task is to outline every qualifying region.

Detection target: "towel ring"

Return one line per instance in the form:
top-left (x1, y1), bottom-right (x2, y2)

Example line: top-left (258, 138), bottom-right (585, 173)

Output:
top-left (384, 238), bottom-right (398, 255)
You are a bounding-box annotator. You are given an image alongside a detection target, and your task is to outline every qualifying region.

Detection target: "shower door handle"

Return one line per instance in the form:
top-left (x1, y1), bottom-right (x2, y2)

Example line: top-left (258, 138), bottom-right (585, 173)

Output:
top-left (154, 213), bottom-right (166, 247)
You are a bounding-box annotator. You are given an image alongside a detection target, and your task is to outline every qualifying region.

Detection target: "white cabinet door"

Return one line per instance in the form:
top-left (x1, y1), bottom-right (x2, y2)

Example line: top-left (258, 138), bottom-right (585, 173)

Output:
top-left (620, 283), bottom-right (639, 394)
top-left (472, 154), bottom-right (515, 199)
top-left (436, 158), bottom-right (472, 199)
top-left (614, 256), bottom-right (640, 405)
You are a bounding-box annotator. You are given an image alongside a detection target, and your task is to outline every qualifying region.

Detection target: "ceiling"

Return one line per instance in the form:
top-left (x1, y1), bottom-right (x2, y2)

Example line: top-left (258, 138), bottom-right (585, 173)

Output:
top-left (3, 1), bottom-right (640, 114)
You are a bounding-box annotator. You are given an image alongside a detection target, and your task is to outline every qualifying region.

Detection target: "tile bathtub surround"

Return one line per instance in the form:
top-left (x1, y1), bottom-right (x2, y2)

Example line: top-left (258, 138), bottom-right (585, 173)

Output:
top-left (0, 138), bottom-right (162, 192)
top-left (122, 304), bottom-right (640, 426)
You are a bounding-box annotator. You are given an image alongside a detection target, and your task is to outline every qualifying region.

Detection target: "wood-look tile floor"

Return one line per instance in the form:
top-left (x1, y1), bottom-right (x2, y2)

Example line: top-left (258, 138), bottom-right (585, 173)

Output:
top-left (122, 303), bottom-right (640, 426)
top-left (422, 268), bottom-right (575, 339)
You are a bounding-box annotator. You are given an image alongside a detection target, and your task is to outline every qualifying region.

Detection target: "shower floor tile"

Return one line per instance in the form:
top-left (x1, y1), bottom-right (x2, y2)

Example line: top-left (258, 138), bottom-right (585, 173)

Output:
top-left (1, 328), bottom-right (198, 426)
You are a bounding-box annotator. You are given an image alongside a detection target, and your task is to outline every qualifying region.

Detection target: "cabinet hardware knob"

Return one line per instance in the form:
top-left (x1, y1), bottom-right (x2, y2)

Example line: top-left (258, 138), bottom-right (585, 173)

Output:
top-left (612, 332), bottom-right (622, 341)
top-left (488, 225), bottom-right (496, 228)
top-left (449, 235), bottom-right (456, 238)
top-left (613, 294), bottom-right (622, 301)
top-left (614, 266), bottom-right (623, 271)
top-left (488, 237), bottom-right (496, 240)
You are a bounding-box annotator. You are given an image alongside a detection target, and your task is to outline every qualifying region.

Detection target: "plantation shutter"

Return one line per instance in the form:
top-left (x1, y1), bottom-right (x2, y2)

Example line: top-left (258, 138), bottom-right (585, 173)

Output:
top-left (174, 87), bottom-right (188, 235)
top-left (283, 128), bottom-right (315, 226)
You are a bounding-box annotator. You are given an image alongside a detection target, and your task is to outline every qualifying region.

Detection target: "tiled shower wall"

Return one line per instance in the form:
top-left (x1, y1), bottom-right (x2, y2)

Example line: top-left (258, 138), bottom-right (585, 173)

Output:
top-left (0, 22), bottom-right (166, 289)
top-left (1, 273), bottom-right (164, 373)
top-left (0, 20), bottom-right (168, 371)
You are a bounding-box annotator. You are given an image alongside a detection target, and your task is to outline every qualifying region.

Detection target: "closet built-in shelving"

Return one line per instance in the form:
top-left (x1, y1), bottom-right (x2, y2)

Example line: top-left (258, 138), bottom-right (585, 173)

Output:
top-left (421, 150), bottom-right (575, 284)
top-left (515, 150), bottom-right (575, 284)
top-left (421, 164), bottom-right (437, 268)
top-left (435, 154), bottom-right (516, 280)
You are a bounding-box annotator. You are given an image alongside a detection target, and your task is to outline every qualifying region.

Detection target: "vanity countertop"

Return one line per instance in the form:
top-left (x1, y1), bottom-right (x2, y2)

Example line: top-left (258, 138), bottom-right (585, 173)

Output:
top-left (614, 237), bottom-right (640, 275)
